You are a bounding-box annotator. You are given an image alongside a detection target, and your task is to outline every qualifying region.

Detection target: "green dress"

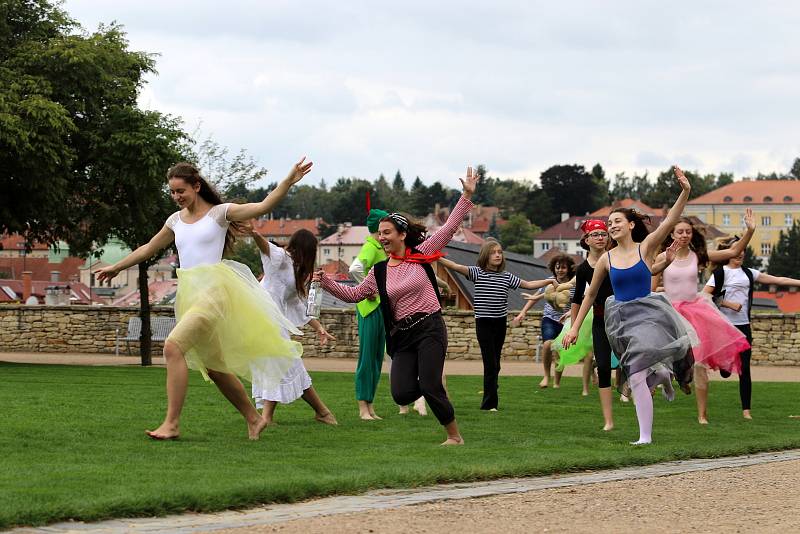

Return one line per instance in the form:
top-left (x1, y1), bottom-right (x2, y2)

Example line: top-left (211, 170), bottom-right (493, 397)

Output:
top-left (353, 236), bottom-right (387, 402)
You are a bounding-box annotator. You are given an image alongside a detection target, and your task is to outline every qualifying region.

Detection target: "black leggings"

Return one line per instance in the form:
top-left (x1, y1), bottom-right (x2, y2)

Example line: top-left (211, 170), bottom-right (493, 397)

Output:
top-left (735, 323), bottom-right (753, 410)
top-left (476, 317), bottom-right (507, 410)
top-left (592, 315), bottom-right (613, 389)
top-left (390, 313), bottom-right (454, 425)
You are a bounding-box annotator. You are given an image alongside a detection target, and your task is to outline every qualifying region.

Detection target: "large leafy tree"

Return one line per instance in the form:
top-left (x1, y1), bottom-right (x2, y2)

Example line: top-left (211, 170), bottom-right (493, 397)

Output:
top-left (499, 214), bottom-right (540, 254)
top-left (539, 164), bottom-right (603, 220)
top-left (767, 222), bottom-right (800, 277)
top-left (1, 1), bottom-right (188, 364)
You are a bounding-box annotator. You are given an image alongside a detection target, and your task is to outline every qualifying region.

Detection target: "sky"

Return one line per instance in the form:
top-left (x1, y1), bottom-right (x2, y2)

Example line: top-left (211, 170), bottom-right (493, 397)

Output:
top-left (63, 1), bottom-right (800, 188)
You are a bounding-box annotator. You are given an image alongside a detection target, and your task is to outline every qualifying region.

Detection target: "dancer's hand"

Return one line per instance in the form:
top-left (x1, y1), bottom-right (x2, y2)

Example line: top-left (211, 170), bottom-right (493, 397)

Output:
top-left (743, 207), bottom-right (755, 231)
top-left (664, 239), bottom-right (680, 264)
top-left (562, 327), bottom-right (579, 348)
top-left (521, 292), bottom-right (544, 302)
top-left (312, 270), bottom-right (324, 282)
top-left (316, 327), bottom-right (336, 346)
top-left (460, 166), bottom-right (479, 199)
top-left (284, 156), bottom-right (313, 186)
top-left (231, 220), bottom-right (254, 237)
top-left (95, 265), bottom-right (120, 283)
top-left (673, 165), bottom-right (691, 192)
top-left (512, 312), bottom-right (525, 327)
top-left (366, 293), bottom-right (378, 301)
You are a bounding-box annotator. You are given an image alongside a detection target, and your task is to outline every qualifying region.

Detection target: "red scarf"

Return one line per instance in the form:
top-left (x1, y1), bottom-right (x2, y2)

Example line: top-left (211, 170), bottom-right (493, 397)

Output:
top-left (390, 249), bottom-right (446, 264)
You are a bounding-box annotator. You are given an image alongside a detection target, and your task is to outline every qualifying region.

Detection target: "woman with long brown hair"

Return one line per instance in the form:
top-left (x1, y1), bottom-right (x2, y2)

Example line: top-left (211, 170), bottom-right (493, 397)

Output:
top-left (96, 158), bottom-right (312, 440)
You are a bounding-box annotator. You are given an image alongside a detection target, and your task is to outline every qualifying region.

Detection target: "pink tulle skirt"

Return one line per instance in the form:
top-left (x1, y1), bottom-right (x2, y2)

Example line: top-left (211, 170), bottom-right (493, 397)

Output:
top-left (672, 294), bottom-right (748, 374)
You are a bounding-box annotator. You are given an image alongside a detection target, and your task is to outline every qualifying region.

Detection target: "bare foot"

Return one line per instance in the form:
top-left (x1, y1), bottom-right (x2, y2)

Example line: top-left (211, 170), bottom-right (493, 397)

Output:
top-left (602, 423), bottom-right (614, 431)
top-left (698, 416), bottom-right (709, 425)
top-left (248, 417), bottom-right (269, 440)
top-left (398, 406), bottom-right (409, 415)
top-left (145, 423), bottom-right (179, 440)
top-left (538, 378), bottom-right (549, 389)
top-left (368, 407), bottom-right (382, 420)
top-left (360, 413), bottom-right (375, 420)
top-left (315, 411), bottom-right (338, 426)
top-left (441, 436), bottom-right (465, 446)
top-left (743, 410), bottom-right (753, 420)
top-left (553, 383), bottom-right (561, 389)
top-left (620, 394), bottom-right (630, 403)
top-left (582, 390), bottom-right (589, 396)
top-left (260, 415), bottom-right (276, 427)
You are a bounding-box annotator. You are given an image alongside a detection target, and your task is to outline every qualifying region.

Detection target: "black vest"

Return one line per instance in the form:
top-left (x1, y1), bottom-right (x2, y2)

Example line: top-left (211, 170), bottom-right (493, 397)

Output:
top-left (711, 265), bottom-right (754, 320)
top-left (373, 254), bottom-right (441, 357)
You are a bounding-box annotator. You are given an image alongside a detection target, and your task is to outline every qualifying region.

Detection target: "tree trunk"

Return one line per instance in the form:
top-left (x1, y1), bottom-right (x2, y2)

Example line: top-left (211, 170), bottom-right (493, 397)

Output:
top-left (138, 262), bottom-right (152, 366)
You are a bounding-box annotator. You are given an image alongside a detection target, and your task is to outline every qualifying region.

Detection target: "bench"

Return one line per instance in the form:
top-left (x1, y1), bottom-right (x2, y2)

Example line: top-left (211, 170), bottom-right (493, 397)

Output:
top-left (115, 316), bottom-right (176, 355)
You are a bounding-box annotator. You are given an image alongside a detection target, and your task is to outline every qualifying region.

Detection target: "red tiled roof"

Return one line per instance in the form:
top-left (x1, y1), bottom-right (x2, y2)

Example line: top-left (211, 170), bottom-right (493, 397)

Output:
top-left (534, 215), bottom-right (668, 240)
top-left (0, 233), bottom-right (50, 252)
top-left (591, 199), bottom-right (665, 216)
top-left (111, 280), bottom-right (178, 306)
top-left (0, 280), bottom-right (94, 304)
top-left (320, 260), bottom-right (350, 281)
top-left (253, 219), bottom-right (320, 237)
top-left (318, 226), bottom-right (371, 245)
top-left (753, 291), bottom-right (800, 313)
top-left (0, 256), bottom-right (84, 281)
top-left (688, 180), bottom-right (800, 205)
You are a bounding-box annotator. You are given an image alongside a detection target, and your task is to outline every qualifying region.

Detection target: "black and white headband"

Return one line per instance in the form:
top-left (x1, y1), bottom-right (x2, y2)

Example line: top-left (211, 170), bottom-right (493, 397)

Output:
top-left (387, 213), bottom-right (409, 231)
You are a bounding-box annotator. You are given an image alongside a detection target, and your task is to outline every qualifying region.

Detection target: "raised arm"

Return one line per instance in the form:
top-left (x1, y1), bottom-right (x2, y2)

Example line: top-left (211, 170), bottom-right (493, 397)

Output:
top-left (708, 208), bottom-right (756, 264)
top-left (417, 167), bottom-right (477, 254)
top-left (226, 157), bottom-right (313, 222)
top-left (519, 278), bottom-right (557, 290)
top-left (438, 257), bottom-right (469, 277)
top-left (95, 225), bottom-right (174, 283)
top-left (642, 166), bottom-right (691, 259)
top-left (562, 254), bottom-right (610, 348)
top-left (757, 273), bottom-right (800, 287)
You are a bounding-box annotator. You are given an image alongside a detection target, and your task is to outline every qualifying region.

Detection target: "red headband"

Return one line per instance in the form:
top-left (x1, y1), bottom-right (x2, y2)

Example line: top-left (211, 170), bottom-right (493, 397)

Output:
top-left (580, 219), bottom-right (607, 234)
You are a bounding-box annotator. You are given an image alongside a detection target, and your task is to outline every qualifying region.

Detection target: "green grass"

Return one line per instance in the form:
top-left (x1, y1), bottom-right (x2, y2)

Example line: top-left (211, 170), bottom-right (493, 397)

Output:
top-left (2, 362), bottom-right (799, 529)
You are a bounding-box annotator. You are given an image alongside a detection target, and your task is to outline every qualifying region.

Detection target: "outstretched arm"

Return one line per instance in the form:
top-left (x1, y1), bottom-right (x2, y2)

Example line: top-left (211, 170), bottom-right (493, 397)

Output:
top-left (519, 278), bottom-right (558, 290)
top-left (562, 254), bottom-right (609, 348)
top-left (757, 273), bottom-right (800, 287)
top-left (642, 166), bottom-right (691, 259)
top-left (512, 293), bottom-right (541, 326)
top-left (708, 208), bottom-right (756, 263)
top-left (226, 157), bottom-right (313, 222)
top-left (438, 257), bottom-right (470, 277)
top-left (313, 269), bottom-right (379, 303)
top-left (95, 226), bottom-right (174, 283)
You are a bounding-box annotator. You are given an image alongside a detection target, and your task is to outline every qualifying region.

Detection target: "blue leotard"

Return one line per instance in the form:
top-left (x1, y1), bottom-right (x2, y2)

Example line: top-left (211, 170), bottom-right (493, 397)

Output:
top-left (608, 246), bottom-right (651, 302)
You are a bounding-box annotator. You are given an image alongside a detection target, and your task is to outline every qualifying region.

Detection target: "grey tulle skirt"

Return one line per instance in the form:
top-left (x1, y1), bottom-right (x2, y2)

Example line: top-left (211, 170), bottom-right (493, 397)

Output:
top-left (604, 292), bottom-right (697, 391)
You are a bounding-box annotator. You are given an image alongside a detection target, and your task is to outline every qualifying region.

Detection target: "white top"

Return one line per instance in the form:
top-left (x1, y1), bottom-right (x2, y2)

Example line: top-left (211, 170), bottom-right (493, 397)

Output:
top-left (165, 204), bottom-right (230, 269)
top-left (704, 266), bottom-right (761, 325)
top-left (260, 242), bottom-right (311, 328)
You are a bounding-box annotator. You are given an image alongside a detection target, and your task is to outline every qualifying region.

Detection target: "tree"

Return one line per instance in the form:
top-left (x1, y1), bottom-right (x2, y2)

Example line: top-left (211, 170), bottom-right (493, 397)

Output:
top-left (499, 214), bottom-right (539, 254)
top-left (227, 240), bottom-right (262, 278)
top-left (188, 133), bottom-right (269, 197)
top-left (716, 172), bottom-right (735, 188)
top-left (590, 163), bottom-right (610, 208)
top-left (789, 158), bottom-right (800, 180)
top-left (1, 2), bottom-right (189, 364)
top-left (471, 164), bottom-right (494, 205)
top-left (539, 164), bottom-right (601, 218)
top-left (485, 213), bottom-right (500, 240)
top-left (767, 222), bottom-right (800, 277)
top-left (408, 176), bottom-right (429, 216)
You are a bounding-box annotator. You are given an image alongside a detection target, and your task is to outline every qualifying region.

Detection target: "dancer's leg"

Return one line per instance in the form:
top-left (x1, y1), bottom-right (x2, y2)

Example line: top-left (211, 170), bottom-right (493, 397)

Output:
top-left (301, 387), bottom-right (338, 425)
top-left (206, 369), bottom-right (266, 440)
top-left (260, 400), bottom-right (278, 425)
top-left (581, 354), bottom-right (593, 396)
top-left (540, 340), bottom-right (553, 388)
top-left (629, 369), bottom-right (653, 445)
top-left (736, 324), bottom-right (753, 419)
top-left (593, 320), bottom-right (614, 430)
top-left (147, 340), bottom-right (188, 439)
top-left (477, 318), bottom-right (500, 410)
top-left (694, 365), bottom-right (709, 424)
top-left (355, 309), bottom-right (381, 420)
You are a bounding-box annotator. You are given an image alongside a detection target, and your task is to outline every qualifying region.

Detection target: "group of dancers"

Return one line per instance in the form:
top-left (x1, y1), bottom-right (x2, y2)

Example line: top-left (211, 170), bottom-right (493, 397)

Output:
top-left (96, 160), bottom-right (800, 446)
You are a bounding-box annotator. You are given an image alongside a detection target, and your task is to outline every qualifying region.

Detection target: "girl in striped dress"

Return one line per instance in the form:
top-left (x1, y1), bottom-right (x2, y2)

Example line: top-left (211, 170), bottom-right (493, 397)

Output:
top-left (439, 241), bottom-right (554, 411)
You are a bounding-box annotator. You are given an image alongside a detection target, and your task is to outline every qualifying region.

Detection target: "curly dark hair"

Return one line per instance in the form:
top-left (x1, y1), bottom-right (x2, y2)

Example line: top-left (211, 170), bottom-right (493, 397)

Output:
top-left (547, 253), bottom-right (576, 279)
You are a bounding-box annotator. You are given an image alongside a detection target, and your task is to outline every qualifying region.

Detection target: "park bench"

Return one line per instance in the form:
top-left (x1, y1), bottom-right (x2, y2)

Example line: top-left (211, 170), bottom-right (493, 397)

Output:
top-left (115, 316), bottom-right (176, 355)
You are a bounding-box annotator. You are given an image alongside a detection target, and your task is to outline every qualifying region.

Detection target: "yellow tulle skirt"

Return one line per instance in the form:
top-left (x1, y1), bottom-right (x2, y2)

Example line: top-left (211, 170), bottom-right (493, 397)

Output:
top-left (167, 260), bottom-right (302, 389)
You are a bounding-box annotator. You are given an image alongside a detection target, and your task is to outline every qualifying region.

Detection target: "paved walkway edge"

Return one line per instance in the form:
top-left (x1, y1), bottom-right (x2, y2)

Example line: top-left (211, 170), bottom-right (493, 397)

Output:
top-left (20, 449), bottom-right (800, 533)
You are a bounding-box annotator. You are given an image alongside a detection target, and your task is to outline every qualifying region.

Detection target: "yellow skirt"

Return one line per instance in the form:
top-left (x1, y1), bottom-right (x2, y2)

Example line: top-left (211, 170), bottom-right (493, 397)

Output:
top-left (167, 260), bottom-right (302, 389)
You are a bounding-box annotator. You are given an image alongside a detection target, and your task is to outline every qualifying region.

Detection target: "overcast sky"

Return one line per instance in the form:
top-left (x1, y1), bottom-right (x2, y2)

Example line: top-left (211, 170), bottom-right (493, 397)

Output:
top-left (64, 1), bottom-right (800, 188)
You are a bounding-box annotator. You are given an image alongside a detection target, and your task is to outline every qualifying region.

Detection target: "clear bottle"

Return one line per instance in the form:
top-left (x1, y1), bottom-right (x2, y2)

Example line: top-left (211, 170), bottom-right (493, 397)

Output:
top-left (306, 281), bottom-right (323, 318)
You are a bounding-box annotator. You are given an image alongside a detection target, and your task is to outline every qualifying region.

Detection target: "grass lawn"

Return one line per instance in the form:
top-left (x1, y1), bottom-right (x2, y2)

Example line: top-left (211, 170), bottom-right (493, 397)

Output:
top-left (2, 362), bottom-right (799, 529)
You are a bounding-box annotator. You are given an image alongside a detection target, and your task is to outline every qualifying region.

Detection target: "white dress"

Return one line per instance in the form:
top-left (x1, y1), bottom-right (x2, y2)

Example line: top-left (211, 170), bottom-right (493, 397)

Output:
top-left (251, 242), bottom-right (313, 407)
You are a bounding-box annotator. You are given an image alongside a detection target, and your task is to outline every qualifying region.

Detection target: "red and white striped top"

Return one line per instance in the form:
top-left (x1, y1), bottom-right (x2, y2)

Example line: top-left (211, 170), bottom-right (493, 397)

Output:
top-left (320, 196), bottom-right (474, 321)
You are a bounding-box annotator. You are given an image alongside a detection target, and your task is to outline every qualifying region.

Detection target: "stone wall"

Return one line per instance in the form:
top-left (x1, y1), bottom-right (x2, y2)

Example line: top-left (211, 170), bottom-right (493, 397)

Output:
top-left (1, 304), bottom-right (799, 366)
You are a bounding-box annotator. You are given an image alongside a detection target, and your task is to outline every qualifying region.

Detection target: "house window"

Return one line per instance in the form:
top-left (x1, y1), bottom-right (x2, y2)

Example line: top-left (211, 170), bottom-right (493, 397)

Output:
top-left (764, 196), bottom-right (773, 203)
top-left (323, 248), bottom-right (331, 255)
top-left (743, 196), bottom-right (753, 202)
top-left (761, 242), bottom-right (772, 256)
top-left (723, 196), bottom-right (733, 203)
top-left (722, 214), bottom-right (730, 225)
top-left (541, 243), bottom-right (550, 251)
top-left (786, 214), bottom-right (793, 226)
top-left (560, 242), bottom-right (568, 251)
top-left (761, 216), bottom-right (771, 226)
top-left (784, 195), bottom-right (793, 202)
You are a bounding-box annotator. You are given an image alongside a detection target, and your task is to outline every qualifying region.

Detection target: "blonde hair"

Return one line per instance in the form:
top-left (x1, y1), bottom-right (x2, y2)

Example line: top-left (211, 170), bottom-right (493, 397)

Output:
top-left (477, 240), bottom-right (505, 271)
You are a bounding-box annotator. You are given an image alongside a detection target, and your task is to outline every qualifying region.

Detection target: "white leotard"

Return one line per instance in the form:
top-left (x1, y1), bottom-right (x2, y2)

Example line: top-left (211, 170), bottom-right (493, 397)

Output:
top-left (165, 203), bottom-right (231, 269)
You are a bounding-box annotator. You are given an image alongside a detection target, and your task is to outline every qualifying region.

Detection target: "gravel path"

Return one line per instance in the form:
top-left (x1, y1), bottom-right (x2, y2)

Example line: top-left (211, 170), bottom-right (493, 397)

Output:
top-left (220, 458), bottom-right (800, 534)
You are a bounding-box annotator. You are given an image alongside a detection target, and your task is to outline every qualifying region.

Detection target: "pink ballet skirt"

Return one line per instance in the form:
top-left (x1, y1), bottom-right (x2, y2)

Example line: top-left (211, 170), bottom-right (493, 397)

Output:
top-left (672, 293), bottom-right (747, 375)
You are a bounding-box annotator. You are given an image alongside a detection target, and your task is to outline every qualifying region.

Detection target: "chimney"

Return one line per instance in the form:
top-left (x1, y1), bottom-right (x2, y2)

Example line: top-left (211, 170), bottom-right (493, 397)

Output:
top-left (337, 223), bottom-right (344, 235)
top-left (50, 270), bottom-right (60, 282)
top-left (22, 271), bottom-right (32, 302)
top-left (769, 284), bottom-right (777, 294)
top-left (789, 286), bottom-right (798, 294)
top-left (434, 202), bottom-right (441, 214)
top-left (561, 212), bottom-right (570, 222)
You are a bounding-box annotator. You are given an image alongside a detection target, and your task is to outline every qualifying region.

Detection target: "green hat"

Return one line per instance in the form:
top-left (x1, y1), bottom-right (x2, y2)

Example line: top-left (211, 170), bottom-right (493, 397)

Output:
top-left (366, 209), bottom-right (389, 233)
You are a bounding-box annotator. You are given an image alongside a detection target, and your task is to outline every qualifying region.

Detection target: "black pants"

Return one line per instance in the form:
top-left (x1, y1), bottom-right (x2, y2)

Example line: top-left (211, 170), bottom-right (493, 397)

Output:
top-left (391, 313), bottom-right (454, 425)
top-left (476, 317), bottom-right (507, 410)
top-left (735, 323), bottom-right (753, 410)
top-left (592, 315), bottom-right (613, 389)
